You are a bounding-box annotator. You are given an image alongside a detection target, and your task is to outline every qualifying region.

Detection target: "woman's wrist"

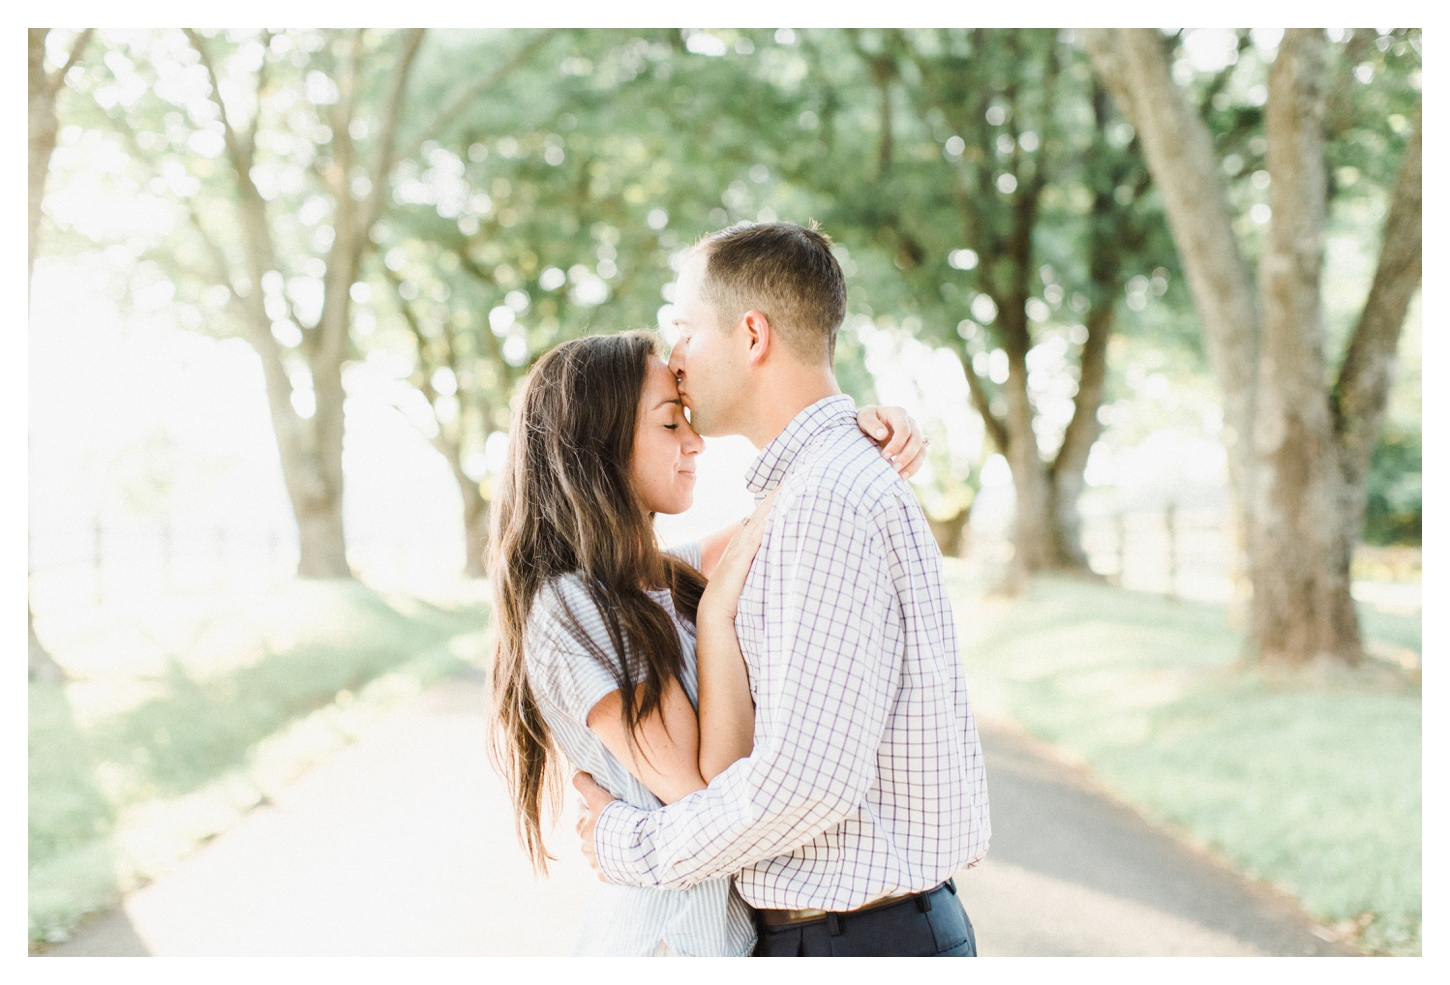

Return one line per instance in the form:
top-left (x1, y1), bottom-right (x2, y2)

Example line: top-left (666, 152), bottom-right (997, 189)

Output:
top-left (696, 596), bottom-right (739, 626)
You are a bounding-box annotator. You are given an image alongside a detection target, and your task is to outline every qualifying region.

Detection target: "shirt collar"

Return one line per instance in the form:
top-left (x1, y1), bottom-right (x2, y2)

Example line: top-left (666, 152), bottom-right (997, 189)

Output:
top-left (745, 394), bottom-right (858, 495)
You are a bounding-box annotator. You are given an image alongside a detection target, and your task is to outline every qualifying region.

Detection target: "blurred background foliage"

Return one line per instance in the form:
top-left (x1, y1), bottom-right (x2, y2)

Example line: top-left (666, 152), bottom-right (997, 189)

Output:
top-left (41, 27), bottom-right (1421, 572)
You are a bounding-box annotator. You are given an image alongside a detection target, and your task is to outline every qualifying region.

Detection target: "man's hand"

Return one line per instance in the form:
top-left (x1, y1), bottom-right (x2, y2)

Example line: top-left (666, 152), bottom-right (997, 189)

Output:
top-left (573, 770), bottom-right (617, 882)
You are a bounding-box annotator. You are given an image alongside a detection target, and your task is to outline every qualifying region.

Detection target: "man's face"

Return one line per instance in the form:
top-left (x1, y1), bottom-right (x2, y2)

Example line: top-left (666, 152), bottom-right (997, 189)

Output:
top-left (666, 252), bottom-right (746, 437)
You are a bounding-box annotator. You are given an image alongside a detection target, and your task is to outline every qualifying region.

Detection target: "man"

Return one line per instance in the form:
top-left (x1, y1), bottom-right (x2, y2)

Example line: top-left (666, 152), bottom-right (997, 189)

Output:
top-left (574, 221), bottom-right (990, 957)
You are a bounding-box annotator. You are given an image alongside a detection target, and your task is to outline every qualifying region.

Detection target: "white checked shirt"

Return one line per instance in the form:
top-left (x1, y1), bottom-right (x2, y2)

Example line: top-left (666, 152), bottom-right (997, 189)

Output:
top-left (593, 395), bottom-right (990, 910)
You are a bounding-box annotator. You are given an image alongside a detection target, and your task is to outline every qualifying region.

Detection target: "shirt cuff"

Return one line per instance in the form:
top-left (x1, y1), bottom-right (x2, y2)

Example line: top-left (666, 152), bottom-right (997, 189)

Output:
top-left (593, 798), bottom-right (650, 886)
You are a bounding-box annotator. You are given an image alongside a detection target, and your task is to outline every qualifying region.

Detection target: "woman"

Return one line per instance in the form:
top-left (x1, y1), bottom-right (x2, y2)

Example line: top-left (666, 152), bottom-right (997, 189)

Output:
top-left (487, 331), bottom-right (924, 956)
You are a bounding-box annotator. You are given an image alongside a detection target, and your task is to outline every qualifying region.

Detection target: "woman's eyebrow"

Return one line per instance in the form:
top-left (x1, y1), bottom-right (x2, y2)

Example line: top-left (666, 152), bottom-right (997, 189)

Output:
top-left (653, 397), bottom-right (683, 409)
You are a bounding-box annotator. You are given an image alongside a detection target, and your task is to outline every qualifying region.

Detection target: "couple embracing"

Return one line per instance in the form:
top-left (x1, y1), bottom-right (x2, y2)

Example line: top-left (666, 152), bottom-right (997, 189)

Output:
top-left (487, 221), bottom-right (990, 957)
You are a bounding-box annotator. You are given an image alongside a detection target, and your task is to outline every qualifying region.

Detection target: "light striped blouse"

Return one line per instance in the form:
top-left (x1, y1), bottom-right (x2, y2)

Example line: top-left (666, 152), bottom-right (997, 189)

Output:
top-left (523, 542), bottom-right (757, 957)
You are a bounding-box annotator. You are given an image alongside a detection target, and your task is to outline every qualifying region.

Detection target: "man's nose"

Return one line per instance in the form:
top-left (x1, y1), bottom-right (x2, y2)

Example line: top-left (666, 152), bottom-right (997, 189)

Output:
top-left (667, 343), bottom-right (685, 376)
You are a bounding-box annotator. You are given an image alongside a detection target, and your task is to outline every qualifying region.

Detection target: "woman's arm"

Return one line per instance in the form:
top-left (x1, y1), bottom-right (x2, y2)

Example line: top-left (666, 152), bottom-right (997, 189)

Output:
top-left (587, 495), bottom-right (774, 799)
top-left (695, 488), bottom-right (776, 781)
top-left (586, 684), bottom-right (706, 805)
top-left (696, 405), bottom-right (925, 578)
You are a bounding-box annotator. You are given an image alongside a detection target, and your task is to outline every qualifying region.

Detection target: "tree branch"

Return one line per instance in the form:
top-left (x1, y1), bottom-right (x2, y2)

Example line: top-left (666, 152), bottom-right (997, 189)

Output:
top-left (246, 30), bottom-right (273, 154)
top-left (1332, 104), bottom-right (1421, 491)
top-left (1052, 81), bottom-right (1123, 484)
top-left (1053, 303), bottom-right (1112, 482)
top-left (108, 108), bottom-right (243, 307)
top-left (1082, 29), bottom-right (1134, 127)
top-left (848, 30), bottom-right (897, 180)
top-left (50, 28), bottom-right (94, 95)
top-left (394, 29), bottom-right (556, 168)
top-left (455, 249), bottom-right (523, 388)
top-left (953, 340), bottom-right (1009, 453)
top-left (363, 28), bottom-right (427, 232)
top-left (183, 29), bottom-right (253, 171)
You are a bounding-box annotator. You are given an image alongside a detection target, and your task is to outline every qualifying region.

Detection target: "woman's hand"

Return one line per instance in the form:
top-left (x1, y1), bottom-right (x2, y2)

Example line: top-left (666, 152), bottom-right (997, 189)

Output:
top-left (857, 405), bottom-right (928, 479)
top-left (700, 487), bottom-right (778, 622)
top-left (573, 771), bottom-right (616, 882)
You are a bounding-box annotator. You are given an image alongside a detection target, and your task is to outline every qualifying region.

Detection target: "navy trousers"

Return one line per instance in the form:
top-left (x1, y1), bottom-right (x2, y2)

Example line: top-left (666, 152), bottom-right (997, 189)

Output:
top-left (752, 881), bottom-right (976, 957)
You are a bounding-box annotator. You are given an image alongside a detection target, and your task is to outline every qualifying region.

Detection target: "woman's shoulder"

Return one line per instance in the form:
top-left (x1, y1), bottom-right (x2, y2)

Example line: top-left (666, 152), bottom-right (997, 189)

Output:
top-left (663, 540), bottom-right (702, 571)
top-left (526, 572), bottom-right (598, 641)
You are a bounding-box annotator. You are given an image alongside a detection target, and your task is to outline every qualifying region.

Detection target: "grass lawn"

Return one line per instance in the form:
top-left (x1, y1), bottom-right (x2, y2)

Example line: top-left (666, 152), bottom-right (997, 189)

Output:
top-left (29, 579), bottom-right (490, 946)
top-left (944, 562), bottom-right (1422, 956)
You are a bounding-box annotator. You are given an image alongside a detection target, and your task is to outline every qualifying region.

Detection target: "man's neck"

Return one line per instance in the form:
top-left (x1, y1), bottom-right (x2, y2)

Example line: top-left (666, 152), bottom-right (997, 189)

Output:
top-left (743, 366), bottom-right (841, 450)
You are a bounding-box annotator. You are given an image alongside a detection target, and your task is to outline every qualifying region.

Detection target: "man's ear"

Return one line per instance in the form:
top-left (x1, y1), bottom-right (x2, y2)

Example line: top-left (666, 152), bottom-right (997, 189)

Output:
top-left (741, 310), bottom-right (772, 365)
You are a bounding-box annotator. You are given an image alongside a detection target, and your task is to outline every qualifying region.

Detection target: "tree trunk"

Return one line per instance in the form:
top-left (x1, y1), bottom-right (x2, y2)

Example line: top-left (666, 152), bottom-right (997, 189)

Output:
top-left (442, 442), bottom-right (490, 578)
top-left (241, 303), bottom-right (352, 578)
top-left (29, 603), bottom-right (66, 684)
top-left (28, 30), bottom-right (58, 286)
top-left (293, 487), bottom-right (351, 578)
top-left (463, 490), bottom-right (490, 579)
top-left (998, 295), bottom-right (1060, 574)
top-left (927, 506), bottom-right (970, 559)
top-left (1048, 301), bottom-right (1113, 571)
top-left (183, 29), bottom-right (371, 581)
top-left (28, 30), bottom-right (62, 684)
top-left (1085, 29), bottom-right (1261, 619)
top-left (1249, 30), bottom-right (1360, 665)
top-left (30, 29), bottom-right (92, 684)
top-left (1087, 30), bottom-right (1419, 667)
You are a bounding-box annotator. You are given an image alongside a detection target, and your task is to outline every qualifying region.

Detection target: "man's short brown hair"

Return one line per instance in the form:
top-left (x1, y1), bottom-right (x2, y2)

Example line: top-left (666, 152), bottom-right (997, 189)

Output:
top-left (691, 221), bottom-right (847, 364)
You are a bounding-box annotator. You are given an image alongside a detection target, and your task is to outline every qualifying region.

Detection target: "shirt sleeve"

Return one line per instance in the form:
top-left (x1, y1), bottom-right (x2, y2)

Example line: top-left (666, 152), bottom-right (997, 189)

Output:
top-left (664, 540), bottom-right (703, 571)
top-left (592, 484), bottom-right (905, 891)
top-left (526, 579), bottom-right (628, 729)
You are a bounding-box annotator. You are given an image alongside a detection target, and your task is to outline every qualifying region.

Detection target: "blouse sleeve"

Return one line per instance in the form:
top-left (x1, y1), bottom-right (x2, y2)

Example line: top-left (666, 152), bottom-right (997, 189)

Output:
top-left (525, 577), bottom-right (628, 728)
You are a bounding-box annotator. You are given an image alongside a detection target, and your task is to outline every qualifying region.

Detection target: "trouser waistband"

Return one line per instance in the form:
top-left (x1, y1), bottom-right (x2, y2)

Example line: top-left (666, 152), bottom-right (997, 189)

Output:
top-left (755, 879), bottom-right (957, 929)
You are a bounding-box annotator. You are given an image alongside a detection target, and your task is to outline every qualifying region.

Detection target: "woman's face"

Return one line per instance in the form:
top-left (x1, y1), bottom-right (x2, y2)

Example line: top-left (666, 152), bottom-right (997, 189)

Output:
top-left (631, 355), bottom-right (704, 516)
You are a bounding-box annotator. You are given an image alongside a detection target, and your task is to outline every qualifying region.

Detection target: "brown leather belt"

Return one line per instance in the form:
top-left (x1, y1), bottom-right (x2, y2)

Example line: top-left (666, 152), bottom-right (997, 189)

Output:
top-left (755, 889), bottom-right (921, 928)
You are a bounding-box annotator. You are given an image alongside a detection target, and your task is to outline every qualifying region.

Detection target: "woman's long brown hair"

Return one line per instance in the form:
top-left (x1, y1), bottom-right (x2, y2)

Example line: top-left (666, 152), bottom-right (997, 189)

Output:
top-left (486, 331), bottom-right (706, 873)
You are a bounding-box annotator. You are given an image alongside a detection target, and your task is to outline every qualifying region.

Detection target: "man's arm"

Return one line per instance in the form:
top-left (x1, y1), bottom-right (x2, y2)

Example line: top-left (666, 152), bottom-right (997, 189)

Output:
top-left (588, 485), bottom-right (905, 891)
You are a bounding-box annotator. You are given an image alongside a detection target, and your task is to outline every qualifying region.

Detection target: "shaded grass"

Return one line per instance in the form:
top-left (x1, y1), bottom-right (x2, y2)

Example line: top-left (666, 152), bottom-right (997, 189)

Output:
top-left (29, 580), bottom-right (489, 943)
top-left (948, 567), bottom-right (1421, 955)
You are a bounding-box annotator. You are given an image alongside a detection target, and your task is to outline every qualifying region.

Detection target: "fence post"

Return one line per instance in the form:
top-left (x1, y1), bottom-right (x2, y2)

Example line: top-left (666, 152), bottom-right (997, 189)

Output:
top-left (215, 523), bottom-right (227, 591)
top-left (160, 519), bottom-right (172, 592)
top-left (1114, 512), bottom-right (1127, 587)
top-left (91, 517), bottom-right (104, 606)
top-left (1165, 502), bottom-right (1178, 602)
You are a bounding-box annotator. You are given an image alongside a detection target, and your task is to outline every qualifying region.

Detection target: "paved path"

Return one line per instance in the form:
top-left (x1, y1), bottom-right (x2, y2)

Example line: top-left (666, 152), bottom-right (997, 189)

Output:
top-left (45, 668), bottom-right (1352, 957)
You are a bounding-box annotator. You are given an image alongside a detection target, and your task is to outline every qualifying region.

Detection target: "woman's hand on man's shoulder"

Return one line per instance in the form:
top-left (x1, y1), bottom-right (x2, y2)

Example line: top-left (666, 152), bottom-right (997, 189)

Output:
top-left (856, 405), bottom-right (928, 479)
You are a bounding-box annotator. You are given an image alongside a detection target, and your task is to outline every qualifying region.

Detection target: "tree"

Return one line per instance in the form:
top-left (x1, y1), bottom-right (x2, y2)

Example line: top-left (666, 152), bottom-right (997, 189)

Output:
top-left (365, 29), bottom-right (816, 573)
top-left (794, 29), bottom-right (1178, 581)
top-left (1086, 29), bottom-right (1421, 665)
top-left (76, 29), bottom-right (554, 577)
top-left (29, 28), bottom-right (93, 683)
top-left (30, 29), bottom-right (93, 286)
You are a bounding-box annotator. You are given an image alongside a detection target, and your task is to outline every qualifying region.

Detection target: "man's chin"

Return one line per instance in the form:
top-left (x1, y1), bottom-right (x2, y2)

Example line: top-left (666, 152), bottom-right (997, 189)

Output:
top-left (685, 409), bottom-right (720, 437)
